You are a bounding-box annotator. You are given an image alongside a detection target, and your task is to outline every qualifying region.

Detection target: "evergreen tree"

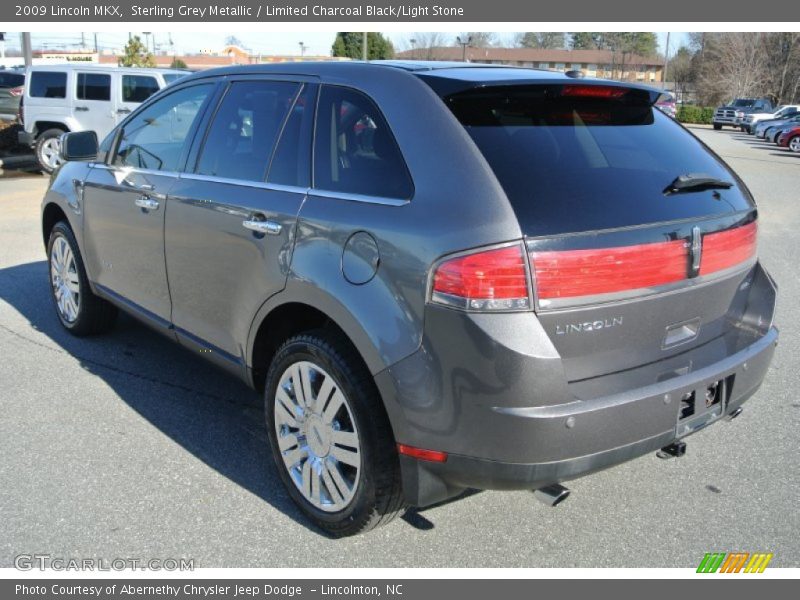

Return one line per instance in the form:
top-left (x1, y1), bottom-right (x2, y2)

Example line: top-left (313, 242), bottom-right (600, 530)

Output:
top-left (331, 32), bottom-right (395, 60)
top-left (118, 36), bottom-right (156, 68)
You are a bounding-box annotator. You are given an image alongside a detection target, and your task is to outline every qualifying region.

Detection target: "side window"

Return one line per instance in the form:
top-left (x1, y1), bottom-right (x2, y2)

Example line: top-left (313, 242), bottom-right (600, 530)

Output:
top-left (122, 75), bottom-right (160, 103)
top-left (314, 86), bottom-right (413, 199)
top-left (195, 80), bottom-right (299, 182)
top-left (76, 73), bottom-right (110, 101)
top-left (29, 71), bottom-right (67, 98)
top-left (267, 84), bottom-right (314, 188)
top-left (114, 84), bottom-right (212, 172)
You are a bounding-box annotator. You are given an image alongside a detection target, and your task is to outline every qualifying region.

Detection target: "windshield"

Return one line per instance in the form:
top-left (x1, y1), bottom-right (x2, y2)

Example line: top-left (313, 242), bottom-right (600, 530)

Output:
top-left (442, 84), bottom-right (753, 236)
top-left (732, 99), bottom-right (756, 107)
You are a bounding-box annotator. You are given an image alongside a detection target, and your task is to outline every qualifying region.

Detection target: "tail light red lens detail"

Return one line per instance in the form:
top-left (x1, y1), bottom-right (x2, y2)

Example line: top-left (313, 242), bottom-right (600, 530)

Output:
top-left (9, 86), bottom-right (23, 97)
top-left (699, 221), bottom-right (757, 275)
top-left (561, 85), bottom-right (628, 99)
top-left (397, 444), bottom-right (448, 463)
top-left (431, 245), bottom-right (530, 311)
top-left (531, 240), bottom-right (689, 300)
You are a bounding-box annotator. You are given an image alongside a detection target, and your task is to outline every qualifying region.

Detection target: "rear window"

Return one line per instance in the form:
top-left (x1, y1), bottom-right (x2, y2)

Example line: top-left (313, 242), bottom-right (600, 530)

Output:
top-left (442, 84), bottom-right (752, 236)
top-left (122, 75), bottom-right (160, 103)
top-left (0, 72), bottom-right (24, 88)
top-left (30, 71), bottom-right (67, 98)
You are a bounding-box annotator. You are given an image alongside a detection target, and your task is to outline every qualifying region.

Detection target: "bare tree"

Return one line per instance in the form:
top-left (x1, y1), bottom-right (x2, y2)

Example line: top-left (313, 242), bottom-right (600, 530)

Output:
top-left (455, 32), bottom-right (497, 48)
top-left (696, 33), bottom-right (769, 105)
top-left (397, 32), bottom-right (449, 60)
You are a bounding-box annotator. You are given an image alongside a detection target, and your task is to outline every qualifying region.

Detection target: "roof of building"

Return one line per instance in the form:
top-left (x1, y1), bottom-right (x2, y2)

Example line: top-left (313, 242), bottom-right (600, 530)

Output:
top-left (396, 47), bottom-right (665, 66)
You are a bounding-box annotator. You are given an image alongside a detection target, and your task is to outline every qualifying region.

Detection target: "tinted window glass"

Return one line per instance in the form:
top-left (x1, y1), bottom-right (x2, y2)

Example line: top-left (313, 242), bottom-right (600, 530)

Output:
top-left (314, 86), bottom-right (413, 199)
top-left (122, 75), bottom-right (160, 103)
top-left (196, 80), bottom-right (299, 182)
top-left (30, 72), bottom-right (67, 98)
top-left (443, 84), bottom-right (753, 236)
top-left (268, 84), bottom-right (314, 187)
top-left (76, 73), bottom-right (110, 101)
top-left (163, 73), bottom-right (186, 85)
top-left (0, 72), bottom-right (25, 88)
top-left (114, 84), bottom-right (212, 172)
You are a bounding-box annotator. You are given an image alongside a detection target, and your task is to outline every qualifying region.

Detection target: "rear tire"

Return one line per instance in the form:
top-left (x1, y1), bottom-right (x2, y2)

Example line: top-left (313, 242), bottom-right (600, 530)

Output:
top-left (47, 221), bottom-right (117, 335)
top-left (264, 329), bottom-right (405, 537)
top-left (789, 135), bottom-right (800, 153)
top-left (35, 128), bottom-right (66, 173)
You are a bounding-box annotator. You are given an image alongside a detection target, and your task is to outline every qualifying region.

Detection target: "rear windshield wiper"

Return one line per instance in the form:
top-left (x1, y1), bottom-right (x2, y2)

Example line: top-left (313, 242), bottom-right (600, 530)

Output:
top-left (664, 173), bottom-right (734, 195)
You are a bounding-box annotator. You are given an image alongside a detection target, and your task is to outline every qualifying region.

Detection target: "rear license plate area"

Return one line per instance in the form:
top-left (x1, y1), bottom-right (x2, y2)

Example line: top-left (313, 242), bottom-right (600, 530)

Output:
top-left (675, 376), bottom-right (732, 437)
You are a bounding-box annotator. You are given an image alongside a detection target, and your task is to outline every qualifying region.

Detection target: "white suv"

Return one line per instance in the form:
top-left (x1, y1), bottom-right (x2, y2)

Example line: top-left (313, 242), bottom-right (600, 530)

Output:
top-left (19, 64), bottom-right (186, 171)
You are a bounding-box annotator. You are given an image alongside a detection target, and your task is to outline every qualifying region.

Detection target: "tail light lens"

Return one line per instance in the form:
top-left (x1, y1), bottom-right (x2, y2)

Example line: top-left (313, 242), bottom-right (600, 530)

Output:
top-left (531, 240), bottom-right (688, 301)
top-left (530, 221), bottom-right (757, 306)
top-left (700, 221), bottom-right (757, 275)
top-left (431, 245), bottom-right (530, 311)
top-left (9, 86), bottom-right (23, 97)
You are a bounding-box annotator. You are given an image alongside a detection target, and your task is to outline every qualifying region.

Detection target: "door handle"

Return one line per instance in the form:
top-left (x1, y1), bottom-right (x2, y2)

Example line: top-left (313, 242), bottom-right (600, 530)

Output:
top-left (243, 219), bottom-right (282, 235)
top-left (117, 108), bottom-right (131, 114)
top-left (75, 106), bottom-right (89, 111)
top-left (134, 196), bottom-right (160, 211)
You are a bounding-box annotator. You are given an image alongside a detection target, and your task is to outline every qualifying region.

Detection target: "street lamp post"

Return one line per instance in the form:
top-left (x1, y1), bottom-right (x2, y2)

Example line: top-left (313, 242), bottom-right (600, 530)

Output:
top-left (299, 41), bottom-right (306, 57)
top-left (409, 38), bottom-right (416, 60)
top-left (456, 35), bottom-right (472, 62)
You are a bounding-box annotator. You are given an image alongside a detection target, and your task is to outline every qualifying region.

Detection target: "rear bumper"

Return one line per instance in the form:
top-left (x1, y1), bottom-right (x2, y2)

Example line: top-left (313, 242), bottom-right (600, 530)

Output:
top-left (378, 262), bottom-right (778, 507)
top-left (397, 326), bottom-right (776, 505)
top-left (18, 130), bottom-right (34, 146)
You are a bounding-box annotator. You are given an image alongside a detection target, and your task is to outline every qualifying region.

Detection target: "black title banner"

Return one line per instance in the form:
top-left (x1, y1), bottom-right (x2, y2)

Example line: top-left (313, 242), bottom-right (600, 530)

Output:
top-left (5, 0), bottom-right (800, 22)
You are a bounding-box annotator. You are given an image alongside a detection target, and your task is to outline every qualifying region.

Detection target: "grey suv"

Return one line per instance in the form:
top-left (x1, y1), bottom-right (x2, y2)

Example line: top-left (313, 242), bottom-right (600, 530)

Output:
top-left (43, 62), bottom-right (778, 537)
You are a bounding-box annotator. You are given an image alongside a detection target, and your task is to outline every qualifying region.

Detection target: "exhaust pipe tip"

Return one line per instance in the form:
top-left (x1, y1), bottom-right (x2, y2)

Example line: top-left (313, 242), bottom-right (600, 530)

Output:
top-left (533, 484), bottom-right (570, 507)
top-left (726, 407), bottom-right (744, 421)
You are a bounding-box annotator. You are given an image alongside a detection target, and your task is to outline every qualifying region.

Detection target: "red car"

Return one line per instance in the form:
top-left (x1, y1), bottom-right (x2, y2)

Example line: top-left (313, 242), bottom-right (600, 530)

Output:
top-left (777, 126), bottom-right (800, 152)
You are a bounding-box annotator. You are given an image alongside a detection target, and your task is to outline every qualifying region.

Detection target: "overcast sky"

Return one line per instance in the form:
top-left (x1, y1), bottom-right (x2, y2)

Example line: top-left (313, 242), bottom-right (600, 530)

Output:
top-left (2, 31), bottom-right (688, 58)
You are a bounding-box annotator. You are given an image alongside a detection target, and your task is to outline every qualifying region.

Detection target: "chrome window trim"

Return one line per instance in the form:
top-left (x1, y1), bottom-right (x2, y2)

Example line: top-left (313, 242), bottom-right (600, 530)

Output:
top-left (90, 163), bottom-right (181, 180)
top-left (177, 171), bottom-right (308, 195)
top-left (308, 188), bottom-right (409, 207)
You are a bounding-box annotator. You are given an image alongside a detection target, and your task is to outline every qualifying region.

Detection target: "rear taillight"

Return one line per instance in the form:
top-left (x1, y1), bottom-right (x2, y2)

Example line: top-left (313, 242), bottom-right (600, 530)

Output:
top-left (530, 221), bottom-right (758, 306)
top-left (700, 221), bottom-right (757, 275)
top-left (431, 245), bottom-right (530, 311)
top-left (531, 240), bottom-right (688, 300)
top-left (561, 85), bottom-right (628, 99)
top-left (9, 86), bottom-right (23, 97)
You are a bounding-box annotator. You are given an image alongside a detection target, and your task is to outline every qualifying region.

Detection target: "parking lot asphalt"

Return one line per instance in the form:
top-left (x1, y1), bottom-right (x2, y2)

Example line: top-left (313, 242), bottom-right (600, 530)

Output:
top-left (0, 126), bottom-right (798, 568)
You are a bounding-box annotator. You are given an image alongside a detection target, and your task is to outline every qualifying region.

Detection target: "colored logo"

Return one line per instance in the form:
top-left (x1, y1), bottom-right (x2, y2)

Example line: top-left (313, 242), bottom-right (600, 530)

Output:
top-left (697, 552), bottom-right (773, 573)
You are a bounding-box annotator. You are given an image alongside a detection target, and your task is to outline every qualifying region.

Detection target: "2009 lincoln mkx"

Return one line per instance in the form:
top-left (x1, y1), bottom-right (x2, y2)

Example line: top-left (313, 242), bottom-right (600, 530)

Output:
top-left (42, 61), bottom-right (778, 536)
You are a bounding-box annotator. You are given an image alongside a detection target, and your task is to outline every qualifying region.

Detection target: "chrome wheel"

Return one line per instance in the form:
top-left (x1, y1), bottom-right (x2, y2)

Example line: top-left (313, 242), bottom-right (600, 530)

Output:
top-left (274, 361), bottom-right (361, 512)
top-left (50, 236), bottom-right (80, 323)
top-left (40, 137), bottom-right (63, 170)
top-left (790, 137), bottom-right (800, 153)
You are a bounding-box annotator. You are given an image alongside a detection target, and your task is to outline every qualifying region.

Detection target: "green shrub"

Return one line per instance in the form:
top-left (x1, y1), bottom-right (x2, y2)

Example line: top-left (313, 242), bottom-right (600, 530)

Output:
top-left (677, 105), bottom-right (715, 124)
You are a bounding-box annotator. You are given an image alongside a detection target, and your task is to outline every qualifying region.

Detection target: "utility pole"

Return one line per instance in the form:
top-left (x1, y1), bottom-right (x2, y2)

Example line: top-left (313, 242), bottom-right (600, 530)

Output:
top-left (81, 32), bottom-right (85, 50)
top-left (299, 41), bottom-right (306, 57)
top-left (93, 33), bottom-right (98, 53)
top-left (662, 31), bottom-right (671, 89)
top-left (362, 32), bottom-right (367, 61)
top-left (21, 32), bottom-right (33, 67)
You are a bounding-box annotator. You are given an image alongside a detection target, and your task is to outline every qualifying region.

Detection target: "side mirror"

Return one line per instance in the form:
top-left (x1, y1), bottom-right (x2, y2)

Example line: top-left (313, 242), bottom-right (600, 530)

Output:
top-left (59, 131), bottom-right (98, 162)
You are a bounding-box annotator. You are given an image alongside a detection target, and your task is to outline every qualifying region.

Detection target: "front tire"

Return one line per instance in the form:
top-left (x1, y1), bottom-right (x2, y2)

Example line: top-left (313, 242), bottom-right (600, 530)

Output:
top-left (264, 330), bottom-right (405, 537)
top-left (713, 123), bottom-right (722, 130)
top-left (789, 135), bottom-right (800, 153)
top-left (36, 128), bottom-right (66, 173)
top-left (47, 221), bottom-right (117, 335)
